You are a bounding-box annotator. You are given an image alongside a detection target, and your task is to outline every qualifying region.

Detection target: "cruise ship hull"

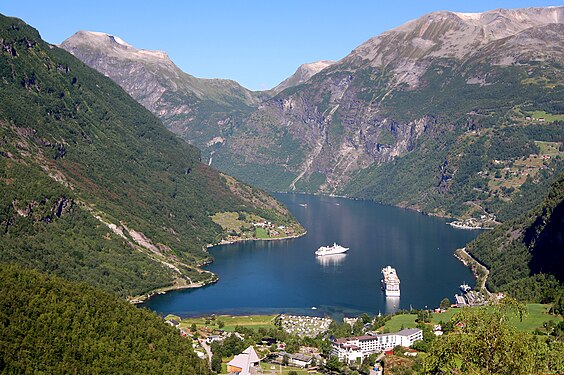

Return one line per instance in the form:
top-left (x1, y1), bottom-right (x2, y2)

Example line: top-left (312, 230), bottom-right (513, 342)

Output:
top-left (315, 243), bottom-right (349, 256)
top-left (381, 266), bottom-right (401, 297)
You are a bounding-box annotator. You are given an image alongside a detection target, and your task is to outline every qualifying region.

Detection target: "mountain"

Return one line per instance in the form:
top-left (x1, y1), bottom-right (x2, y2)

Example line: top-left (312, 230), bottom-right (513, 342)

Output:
top-left (0, 14), bottom-right (301, 298)
top-left (61, 31), bottom-right (265, 160)
top-left (270, 60), bottom-right (335, 95)
top-left (212, 6), bottom-right (564, 221)
top-left (61, 6), bottom-right (564, 222)
top-left (466, 173), bottom-right (564, 303)
top-left (0, 263), bottom-right (210, 373)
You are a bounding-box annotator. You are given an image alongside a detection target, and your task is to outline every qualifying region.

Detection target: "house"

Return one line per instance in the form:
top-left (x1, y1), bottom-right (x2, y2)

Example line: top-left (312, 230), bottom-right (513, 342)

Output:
top-left (433, 324), bottom-right (443, 336)
top-left (227, 346), bottom-right (260, 375)
top-left (331, 328), bottom-right (423, 363)
top-left (289, 353), bottom-right (313, 368)
top-left (165, 319), bottom-right (180, 327)
top-left (274, 352), bottom-right (313, 368)
top-left (454, 294), bottom-right (467, 307)
top-left (206, 335), bottom-right (223, 344)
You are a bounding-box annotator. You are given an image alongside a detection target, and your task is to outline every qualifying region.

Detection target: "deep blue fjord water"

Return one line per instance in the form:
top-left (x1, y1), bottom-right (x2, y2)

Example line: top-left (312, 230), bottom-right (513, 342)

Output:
top-left (144, 194), bottom-right (480, 318)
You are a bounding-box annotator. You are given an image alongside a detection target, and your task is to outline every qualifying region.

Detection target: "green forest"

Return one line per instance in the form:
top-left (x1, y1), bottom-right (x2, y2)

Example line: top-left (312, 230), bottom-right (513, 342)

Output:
top-left (467, 173), bottom-right (564, 305)
top-left (0, 9), bottom-right (563, 374)
top-left (0, 264), bottom-right (210, 374)
top-left (0, 14), bottom-right (301, 297)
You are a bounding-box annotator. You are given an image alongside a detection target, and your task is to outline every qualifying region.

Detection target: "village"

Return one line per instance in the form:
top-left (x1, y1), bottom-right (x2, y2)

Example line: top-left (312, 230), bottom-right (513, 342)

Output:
top-left (162, 312), bottom-right (425, 375)
top-left (157, 286), bottom-right (563, 375)
top-left (210, 211), bottom-right (305, 244)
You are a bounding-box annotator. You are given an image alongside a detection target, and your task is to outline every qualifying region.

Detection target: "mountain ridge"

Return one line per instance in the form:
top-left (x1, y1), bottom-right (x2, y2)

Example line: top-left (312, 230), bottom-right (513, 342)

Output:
top-left (61, 6), bottom-right (564, 223)
top-left (270, 60), bottom-right (336, 95)
top-left (214, 5), bottom-right (563, 221)
top-left (0, 13), bottom-right (302, 298)
top-left (61, 30), bottom-right (265, 155)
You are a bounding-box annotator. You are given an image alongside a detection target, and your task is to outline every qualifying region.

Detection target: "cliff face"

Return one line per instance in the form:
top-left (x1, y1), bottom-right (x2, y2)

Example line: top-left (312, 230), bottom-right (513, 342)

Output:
top-left (466, 173), bottom-right (564, 301)
top-left (0, 15), bottom-right (301, 297)
top-left (270, 60), bottom-right (335, 95)
top-left (213, 6), bottom-right (564, 219)
top-left (63, 7), bottom-right (564, 220)
top-left (61, 31), bottom-right (264, 157)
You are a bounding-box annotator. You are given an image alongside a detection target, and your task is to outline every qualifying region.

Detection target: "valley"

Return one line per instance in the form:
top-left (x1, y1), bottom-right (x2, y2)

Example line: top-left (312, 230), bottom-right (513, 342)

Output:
top-left (0, 14), bottom-right (303, 298)
top-left (61, 7), bottom-right (564, 225)
top-left (0, 4), bottom-right (563, 374)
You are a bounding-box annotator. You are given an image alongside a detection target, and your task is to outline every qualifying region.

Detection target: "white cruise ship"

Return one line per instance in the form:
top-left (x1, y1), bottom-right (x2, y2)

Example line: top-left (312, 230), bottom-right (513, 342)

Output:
top-left (315, 243), bottom-right (349, 256)
top-left (382, 266), bottom-right (400, 297)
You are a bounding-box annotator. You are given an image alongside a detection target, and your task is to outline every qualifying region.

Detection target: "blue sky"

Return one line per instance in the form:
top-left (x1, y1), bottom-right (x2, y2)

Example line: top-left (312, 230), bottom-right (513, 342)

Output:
top-left (1, 1), bottom-right (559, 90)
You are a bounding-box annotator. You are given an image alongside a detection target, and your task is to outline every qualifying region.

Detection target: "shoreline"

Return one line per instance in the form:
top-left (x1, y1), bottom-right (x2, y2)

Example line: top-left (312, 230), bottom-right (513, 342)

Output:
top-left (128, 274), bottom-right (218, 305)
top-left (206, 230), bottom-right (307, 249)
top-left (454, 247), bottom-right (492, 296)
top-left (131, 231), bottom-right (307, 305)
top-left (448, 222), bottom-right (494, 230)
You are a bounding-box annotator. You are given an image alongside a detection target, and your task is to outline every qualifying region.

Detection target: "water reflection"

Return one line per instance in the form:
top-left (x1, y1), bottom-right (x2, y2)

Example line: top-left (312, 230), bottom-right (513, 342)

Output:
top-left (385, 296), bottom-right (400, 314)
top-left (316, 254), bottom-right (347, 267)
top-left (144, 193), bottom-right (480, 317)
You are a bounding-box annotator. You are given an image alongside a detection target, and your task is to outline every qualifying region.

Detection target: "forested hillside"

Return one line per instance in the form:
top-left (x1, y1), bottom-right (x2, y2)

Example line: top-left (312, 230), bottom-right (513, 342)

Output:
top-left (467, 173), bottom-right (564, 304)
top-left (62, 7), bottom-right (564, 224)
top-left (61, 30), bottom-right (265, 158)
top-left (0, 264), bottom-right (210, 374)
top-left (0, 14), bottom-right (301, 297)
top-left (214, 8), bottom-right (564, 222)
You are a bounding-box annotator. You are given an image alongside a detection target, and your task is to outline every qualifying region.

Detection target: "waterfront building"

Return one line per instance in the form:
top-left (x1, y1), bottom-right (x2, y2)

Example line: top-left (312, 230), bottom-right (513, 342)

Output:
top-left (331, 328), bottom-right (423, 363)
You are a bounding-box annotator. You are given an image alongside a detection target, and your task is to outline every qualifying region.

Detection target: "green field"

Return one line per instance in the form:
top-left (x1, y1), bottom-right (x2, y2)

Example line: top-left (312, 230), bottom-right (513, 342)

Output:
top-left (383, 304), bottom-right (561, 333)
top-left (167, 314), bottom-right (278, 333)
top-left (383, 314), bottom-right (418, 331)
top-left (529, 110), bottom-right (564, 123)
top-left (255, 227), bottom-right (269, 239)
top-left (535, 141), bottom-right (563, 156)
top-left (211, 212), bottom-right (255, 233)
top-left (259, 362), bottom-right (314, 374)
top-left (509, 304), bottom-right (562, 331)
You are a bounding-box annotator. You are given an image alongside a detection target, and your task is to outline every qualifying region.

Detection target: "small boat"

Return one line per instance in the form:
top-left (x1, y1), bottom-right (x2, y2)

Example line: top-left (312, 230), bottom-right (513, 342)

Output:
top-left (315, 243), bottom-right (349, 256)
top-left (460, 282), bottom-right (471, 293)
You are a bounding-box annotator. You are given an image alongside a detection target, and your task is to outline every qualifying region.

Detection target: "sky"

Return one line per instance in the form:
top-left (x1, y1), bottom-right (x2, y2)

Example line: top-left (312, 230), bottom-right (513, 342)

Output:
top-left (1, 1), bottom-right (559, 91)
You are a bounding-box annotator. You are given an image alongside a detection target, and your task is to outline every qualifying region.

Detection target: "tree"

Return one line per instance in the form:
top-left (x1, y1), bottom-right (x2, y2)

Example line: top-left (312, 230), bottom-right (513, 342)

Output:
top-left (416, 310), bottom-right (432, 323)
top-left (326, 356), bottom-right (342, 372)
top-left (440, 297), bottom-right (451, 310)
top-left (423, 302), bottom-right (551, 374)
top-left (360, 313), bottom-right (372, 324)
top-left (211, 353), bottom-right (222, 373)
top-left (217, 320), bottom-right (225, 329)
top-left (288, 371), bottom-right (298, 375)
top-left (352, 318), bottom-right (365, 335)
top-left (285, 340), bottom-right (300, 354)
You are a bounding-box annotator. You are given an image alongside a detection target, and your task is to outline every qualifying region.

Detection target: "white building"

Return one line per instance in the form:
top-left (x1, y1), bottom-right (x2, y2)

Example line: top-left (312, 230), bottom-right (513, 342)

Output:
top-left (331, 328), bottom-right (423, 363)
top-left (227, 346), bottom-right (260, 375)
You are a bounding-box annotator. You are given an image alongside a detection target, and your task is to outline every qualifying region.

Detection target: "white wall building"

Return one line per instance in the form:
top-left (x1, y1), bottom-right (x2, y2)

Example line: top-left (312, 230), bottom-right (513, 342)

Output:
top-left (331, 328), bottom-right (423, 363)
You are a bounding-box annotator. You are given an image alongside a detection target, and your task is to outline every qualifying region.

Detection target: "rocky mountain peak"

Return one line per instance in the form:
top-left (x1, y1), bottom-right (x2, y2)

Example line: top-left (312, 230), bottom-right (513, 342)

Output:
top-left (271, 60), bottom-right (335, 95)
top-left (352, 6), bottom-right (563, 63)
top-left (62, 30), bottom-right (172, 66)
top-left (344, 6), bottom-right (563, 90)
